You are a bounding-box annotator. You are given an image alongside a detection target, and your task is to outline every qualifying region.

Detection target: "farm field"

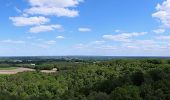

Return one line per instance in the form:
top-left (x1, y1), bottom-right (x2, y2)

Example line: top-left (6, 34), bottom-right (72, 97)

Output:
top-left (0, 67), bottom-right (34, 75)
top-left (0, 67), bottom-right (18, 70)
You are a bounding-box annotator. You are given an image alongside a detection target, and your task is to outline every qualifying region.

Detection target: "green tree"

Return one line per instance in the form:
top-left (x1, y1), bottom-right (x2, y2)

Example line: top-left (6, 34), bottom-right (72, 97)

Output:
top-left (110, 86), bottom-right (141, 100)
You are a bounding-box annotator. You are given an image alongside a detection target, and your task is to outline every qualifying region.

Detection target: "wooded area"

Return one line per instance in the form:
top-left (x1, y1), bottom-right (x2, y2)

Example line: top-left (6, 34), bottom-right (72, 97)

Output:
top-left (0, 58), bottom-right (170, 100)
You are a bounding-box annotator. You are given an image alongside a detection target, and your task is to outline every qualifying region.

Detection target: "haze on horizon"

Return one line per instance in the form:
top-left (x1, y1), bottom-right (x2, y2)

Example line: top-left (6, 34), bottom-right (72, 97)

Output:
top-left (0, 0), bottom-right (170, 56)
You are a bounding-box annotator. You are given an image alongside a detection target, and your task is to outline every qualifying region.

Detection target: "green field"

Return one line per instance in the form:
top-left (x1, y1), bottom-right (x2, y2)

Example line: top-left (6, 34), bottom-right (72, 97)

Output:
top-left (0, 67), bottom-right (18, 70)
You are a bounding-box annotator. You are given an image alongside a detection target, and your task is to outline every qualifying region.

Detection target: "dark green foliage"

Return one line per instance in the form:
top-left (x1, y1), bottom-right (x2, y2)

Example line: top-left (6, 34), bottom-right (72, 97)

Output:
top-left (35, 64), bottom-right (54, 70)
top-left (145, 59), bottom-right (162, 64)
top-left (87, 92), bottom-right (110, 100)
top-left (0, 92), bottom-right (21, 100)
top-left (110, 86), bottom-right (141, 100)
top-left (167, 60), bottom-right (170, 64)
top-left (148, 68), bottom-right (166, 81)
top-left (131, 71), bottom-right (144, 86)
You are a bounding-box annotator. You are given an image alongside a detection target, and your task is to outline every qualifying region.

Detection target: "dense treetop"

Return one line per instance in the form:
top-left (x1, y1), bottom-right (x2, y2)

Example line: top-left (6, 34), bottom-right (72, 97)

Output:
top-left (0, 58), bottom-right (170, 100)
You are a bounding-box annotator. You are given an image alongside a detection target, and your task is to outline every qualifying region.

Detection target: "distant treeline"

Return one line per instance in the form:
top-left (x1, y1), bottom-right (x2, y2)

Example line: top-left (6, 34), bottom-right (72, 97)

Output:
top-left (0, 58), bottom-right (90, 70)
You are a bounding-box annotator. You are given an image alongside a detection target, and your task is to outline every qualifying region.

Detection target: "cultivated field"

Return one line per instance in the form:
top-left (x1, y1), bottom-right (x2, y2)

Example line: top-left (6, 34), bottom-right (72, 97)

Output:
top-left (0, 67), bottom-right (57, 75)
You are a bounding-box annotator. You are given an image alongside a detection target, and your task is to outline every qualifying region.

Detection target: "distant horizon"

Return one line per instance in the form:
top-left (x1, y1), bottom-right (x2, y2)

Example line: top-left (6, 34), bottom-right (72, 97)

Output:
top-left (1, 55), bottom-right (170, 58)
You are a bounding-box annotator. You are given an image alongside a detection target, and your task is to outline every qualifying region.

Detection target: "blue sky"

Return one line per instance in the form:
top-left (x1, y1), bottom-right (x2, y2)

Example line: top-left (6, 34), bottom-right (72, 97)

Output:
top-left (0, 0), bottom-right (170, 56)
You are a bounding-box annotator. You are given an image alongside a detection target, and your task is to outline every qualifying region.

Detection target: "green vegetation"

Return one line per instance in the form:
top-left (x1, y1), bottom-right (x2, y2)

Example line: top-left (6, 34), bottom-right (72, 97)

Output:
top-left (0, 67), bottom-right (17, 70)
top-left (0, 57), bottom-right (170, 100)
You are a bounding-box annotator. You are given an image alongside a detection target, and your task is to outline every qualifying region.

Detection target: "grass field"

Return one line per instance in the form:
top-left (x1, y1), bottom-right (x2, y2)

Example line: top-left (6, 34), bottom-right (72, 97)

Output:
top-left (0, 67), bottom-right (18, 70)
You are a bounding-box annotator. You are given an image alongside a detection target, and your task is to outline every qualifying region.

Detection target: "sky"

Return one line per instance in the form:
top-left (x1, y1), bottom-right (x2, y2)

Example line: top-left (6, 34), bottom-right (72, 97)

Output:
top-left (0, 0), bottom-right (170, 56)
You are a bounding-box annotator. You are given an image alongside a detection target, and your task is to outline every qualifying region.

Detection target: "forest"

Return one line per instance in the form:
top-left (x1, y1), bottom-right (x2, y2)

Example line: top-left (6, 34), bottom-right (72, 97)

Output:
top-left (0, 57), bottom-right (170, 100)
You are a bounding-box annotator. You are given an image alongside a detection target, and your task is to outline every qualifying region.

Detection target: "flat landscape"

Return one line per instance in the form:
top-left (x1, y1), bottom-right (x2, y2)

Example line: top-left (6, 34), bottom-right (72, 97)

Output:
top-left (0, 57), bottom-right (170, 100)
top-left (1, 0), bottom-right (170, 100)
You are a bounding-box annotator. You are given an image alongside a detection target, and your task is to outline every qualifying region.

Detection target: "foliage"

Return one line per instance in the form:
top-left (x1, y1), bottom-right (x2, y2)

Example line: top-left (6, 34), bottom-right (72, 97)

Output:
top-left (0, 58), bottom-right (170, 100)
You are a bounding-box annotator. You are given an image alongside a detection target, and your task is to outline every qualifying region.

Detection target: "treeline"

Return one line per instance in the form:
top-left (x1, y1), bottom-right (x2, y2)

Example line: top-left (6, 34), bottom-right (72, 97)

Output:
top-left (0, 58), bottom-right (86, 64)
top-left (0, 59), bottom-right (170, 100)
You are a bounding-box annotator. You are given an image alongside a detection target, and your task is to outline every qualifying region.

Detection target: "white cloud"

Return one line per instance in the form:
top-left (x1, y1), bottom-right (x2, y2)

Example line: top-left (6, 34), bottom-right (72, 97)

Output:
top-left (56, 36), bottom-right (65, 39)
top-left (26, 36), bottom-right (35, 39)
top-left (78, 28), bottom-right (91, 32)
top-left (9, 16), bottom-right (49, 26)
top-left (103, 32), bottom-right (147, 42)
top-left (0, 39), bottom-right (25, 44)
top-left (99, 45), bottom-right (117, 50)
top-left (92, 41), bottom-right (105, 44)
top-left (28, 0), bottom-right (81, 7)
top-left (10, 0), bottom-right (83, 33)
top-left (45, 40), bottom-right (56, 45)
top-left (14, 7), bottom-right (22, 13)
top-left (103, 34), bottom-right (130, 42)
top-left (121, 39), bottom-right (160, 51)
top-left (75, 43), bottom-right (116, 50)
top-left (29, 24), bottom-right (62, 33)
top-left (75, 43), bottom-right (88, 49)
top-left (156, 35), bottom-right (170, 40)
top-left (25, 7), bottom-right (79, 17)
top-left (135, 40), bottom-right (156, 45)
top-left (115, 29), bottom-right (121, 33)
top-left (73, 38), bottom-right (170, 56)
top-left (152, 0), bottom-right (170, 28)
top-left (153, 28), bottom-right (165, 34)
top-left (126, 46), bottom-right (139, 49)
top-left (24, 0), bottom-right (82, 17)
